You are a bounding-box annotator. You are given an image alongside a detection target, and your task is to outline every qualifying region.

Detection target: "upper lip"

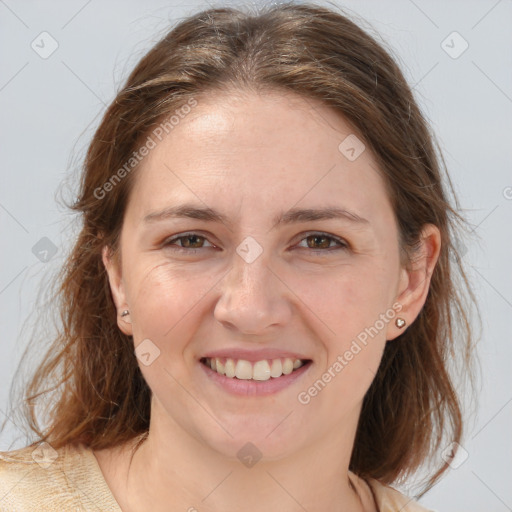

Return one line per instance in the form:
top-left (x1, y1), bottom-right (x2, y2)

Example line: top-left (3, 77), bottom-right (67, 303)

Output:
top-left (200, 348), bottom-right (311, 363)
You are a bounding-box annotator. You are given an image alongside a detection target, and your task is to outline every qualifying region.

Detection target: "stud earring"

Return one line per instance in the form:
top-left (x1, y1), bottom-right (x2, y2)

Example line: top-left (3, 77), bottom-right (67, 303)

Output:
top-left (121, 310), bottom-right (130, 318)
top-left (395, 317), bottom-right (406, 329)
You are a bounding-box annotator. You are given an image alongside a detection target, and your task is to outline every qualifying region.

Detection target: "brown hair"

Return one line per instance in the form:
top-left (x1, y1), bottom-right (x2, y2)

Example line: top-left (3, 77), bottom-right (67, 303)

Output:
top-left (5, 1), bottom-right (479, 496)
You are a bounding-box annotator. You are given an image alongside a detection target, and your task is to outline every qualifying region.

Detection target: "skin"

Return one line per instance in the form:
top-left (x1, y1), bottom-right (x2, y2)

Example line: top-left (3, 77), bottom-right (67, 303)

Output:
top-left (97, 89), bottom-right (441, 512)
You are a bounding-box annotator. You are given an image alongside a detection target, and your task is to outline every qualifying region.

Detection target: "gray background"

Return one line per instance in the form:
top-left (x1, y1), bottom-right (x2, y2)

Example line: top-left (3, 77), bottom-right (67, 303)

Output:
top-left (1, 1), bottom-right (511, 510)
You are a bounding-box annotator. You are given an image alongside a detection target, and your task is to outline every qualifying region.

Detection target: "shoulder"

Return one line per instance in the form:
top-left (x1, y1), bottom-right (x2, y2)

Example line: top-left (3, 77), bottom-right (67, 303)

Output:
top-left (0, 442), bottom-right (77, 511)
top-left (367, 479), bottom-right (436, 512)
top-left (349, 471), bottom-right (435, 512)
top-left (0, 441), bottom-right (120, 512)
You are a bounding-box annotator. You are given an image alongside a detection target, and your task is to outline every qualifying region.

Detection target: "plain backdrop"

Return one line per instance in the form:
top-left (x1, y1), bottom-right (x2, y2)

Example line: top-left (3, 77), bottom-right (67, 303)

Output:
top-left (1, 1), bottom-right (511, 511)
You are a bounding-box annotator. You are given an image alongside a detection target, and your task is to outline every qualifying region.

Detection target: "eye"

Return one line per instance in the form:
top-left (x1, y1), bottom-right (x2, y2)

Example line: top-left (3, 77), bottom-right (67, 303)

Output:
top-left (162, 231), bottom-right (349, 254)
top-left (295, 232), bottom-right (349, 253)
top-left (163, 232), bottom-right (215, 252)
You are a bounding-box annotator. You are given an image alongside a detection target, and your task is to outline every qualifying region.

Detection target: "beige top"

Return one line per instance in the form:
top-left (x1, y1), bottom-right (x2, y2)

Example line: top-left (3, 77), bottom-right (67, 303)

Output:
top-left (0, 443), bottom-right (433, 511)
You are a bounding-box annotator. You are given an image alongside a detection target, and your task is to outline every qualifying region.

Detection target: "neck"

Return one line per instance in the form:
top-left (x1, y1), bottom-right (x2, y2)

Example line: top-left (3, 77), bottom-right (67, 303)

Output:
top-left (115, 403), bottom-right (367, 512)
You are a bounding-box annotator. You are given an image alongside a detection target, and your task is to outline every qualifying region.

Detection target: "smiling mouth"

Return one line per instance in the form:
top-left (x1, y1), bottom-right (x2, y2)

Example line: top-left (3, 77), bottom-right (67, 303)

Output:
top-left (200, 357), bottom-right (312, 381)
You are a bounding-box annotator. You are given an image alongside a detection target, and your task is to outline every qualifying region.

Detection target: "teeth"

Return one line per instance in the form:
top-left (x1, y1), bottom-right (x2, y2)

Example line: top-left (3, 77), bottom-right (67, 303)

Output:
top-left (253, 360), bottom-right (271, 381)
top-left (235, 359), bottom-right (253, 380)
top-left (282, 358), bottom-right (294, 375)
top-left (224, 358), bottom-right (236, 378)
top-left (204, 357), bottom-right (306, 380)
top-left (270, 359), bottom-right (282, 378)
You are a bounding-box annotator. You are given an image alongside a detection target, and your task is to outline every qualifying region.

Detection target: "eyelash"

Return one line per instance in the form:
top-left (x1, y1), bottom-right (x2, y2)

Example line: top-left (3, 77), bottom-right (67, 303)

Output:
top-left (162, 231), bottom-right (349, 255)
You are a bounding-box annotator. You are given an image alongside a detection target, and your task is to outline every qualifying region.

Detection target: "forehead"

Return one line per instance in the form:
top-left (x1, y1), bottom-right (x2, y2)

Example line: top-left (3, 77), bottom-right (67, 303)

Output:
top-left (126, 90), bottom-right (392, 226)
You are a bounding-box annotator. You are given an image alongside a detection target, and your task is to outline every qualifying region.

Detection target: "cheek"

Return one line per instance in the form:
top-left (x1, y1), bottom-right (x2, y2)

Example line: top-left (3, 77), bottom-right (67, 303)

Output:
top-left (127, 263), bottom-right (215, 345)
top-left (294, 281), bottom-right (389, 414)
top-left (295, 265), bottom-right (393, 341)
top-left (298, 268), bottom-right (392, 386)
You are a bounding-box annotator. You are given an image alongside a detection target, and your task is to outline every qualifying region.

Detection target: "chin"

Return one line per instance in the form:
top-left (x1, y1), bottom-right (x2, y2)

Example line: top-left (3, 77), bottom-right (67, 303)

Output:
top-left (196, 414), bottom-right (307, 463)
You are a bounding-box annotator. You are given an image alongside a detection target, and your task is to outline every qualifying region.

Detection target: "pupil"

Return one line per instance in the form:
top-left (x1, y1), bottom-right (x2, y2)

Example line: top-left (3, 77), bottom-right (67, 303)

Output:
top-left (309, 235), bottom-right (328, 249)
top-left (185, 235), bottom-right (201, 248)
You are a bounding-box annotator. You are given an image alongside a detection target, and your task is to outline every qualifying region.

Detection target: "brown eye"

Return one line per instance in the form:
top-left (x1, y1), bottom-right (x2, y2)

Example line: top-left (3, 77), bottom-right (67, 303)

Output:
top-left (163, 232), bottom-right (214, 252)
top-left (162, 232), bottom-right (348, 255)
top-left (177, 234), bottom-right (206, 248)
top-left (306, 234), bottom-right (332, 249)
top-left (297, 232), bottom-right (348, 252)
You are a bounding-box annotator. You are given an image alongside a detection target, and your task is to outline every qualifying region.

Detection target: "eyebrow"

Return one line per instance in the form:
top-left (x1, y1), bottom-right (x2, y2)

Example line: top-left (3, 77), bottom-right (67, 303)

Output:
top-left (143, 204), bottom-right (370, 227)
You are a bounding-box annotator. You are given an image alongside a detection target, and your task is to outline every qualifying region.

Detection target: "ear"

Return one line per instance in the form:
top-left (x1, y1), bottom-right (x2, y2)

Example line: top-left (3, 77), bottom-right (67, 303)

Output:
top-left (386, 223), bottom-right (441, 341)
top-left (102, 245), bottom-right (133, 336)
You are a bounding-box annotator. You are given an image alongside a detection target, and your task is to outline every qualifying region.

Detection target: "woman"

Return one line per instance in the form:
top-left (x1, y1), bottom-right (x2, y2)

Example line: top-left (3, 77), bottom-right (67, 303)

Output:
top-left (0, 2), bottom-right (477, 511)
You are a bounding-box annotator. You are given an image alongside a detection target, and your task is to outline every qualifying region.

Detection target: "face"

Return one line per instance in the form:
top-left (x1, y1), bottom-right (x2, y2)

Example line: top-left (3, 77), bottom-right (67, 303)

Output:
top-left (103, 90), bottom-right (434, 461)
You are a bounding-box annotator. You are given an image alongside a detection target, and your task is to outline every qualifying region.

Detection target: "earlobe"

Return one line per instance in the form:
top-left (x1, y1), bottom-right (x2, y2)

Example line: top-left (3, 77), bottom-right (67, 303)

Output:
top-left (102, 245), bottom-right (133, 336)
top-left (387, 224), bottom-right (441, 341)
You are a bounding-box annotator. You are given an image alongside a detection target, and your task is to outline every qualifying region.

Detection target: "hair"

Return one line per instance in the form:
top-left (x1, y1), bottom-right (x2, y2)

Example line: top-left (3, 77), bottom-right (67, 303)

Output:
top-left (5, 0), bottom-right (479, 497)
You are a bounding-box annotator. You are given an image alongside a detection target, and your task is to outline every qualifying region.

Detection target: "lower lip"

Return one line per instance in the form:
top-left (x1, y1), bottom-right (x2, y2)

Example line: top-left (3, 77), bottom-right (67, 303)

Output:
top-left (199, 360), bottom-right (313, 397)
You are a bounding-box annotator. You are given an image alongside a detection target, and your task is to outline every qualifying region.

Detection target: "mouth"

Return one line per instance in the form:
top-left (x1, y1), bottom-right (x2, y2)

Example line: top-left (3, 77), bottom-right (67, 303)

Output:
top-left (199, 356), bottom-right (312, 381)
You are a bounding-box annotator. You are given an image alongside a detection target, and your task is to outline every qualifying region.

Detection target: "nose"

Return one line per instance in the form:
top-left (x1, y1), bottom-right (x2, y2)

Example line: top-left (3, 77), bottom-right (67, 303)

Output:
top-left (213, 248), bottom-right (293, 336)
